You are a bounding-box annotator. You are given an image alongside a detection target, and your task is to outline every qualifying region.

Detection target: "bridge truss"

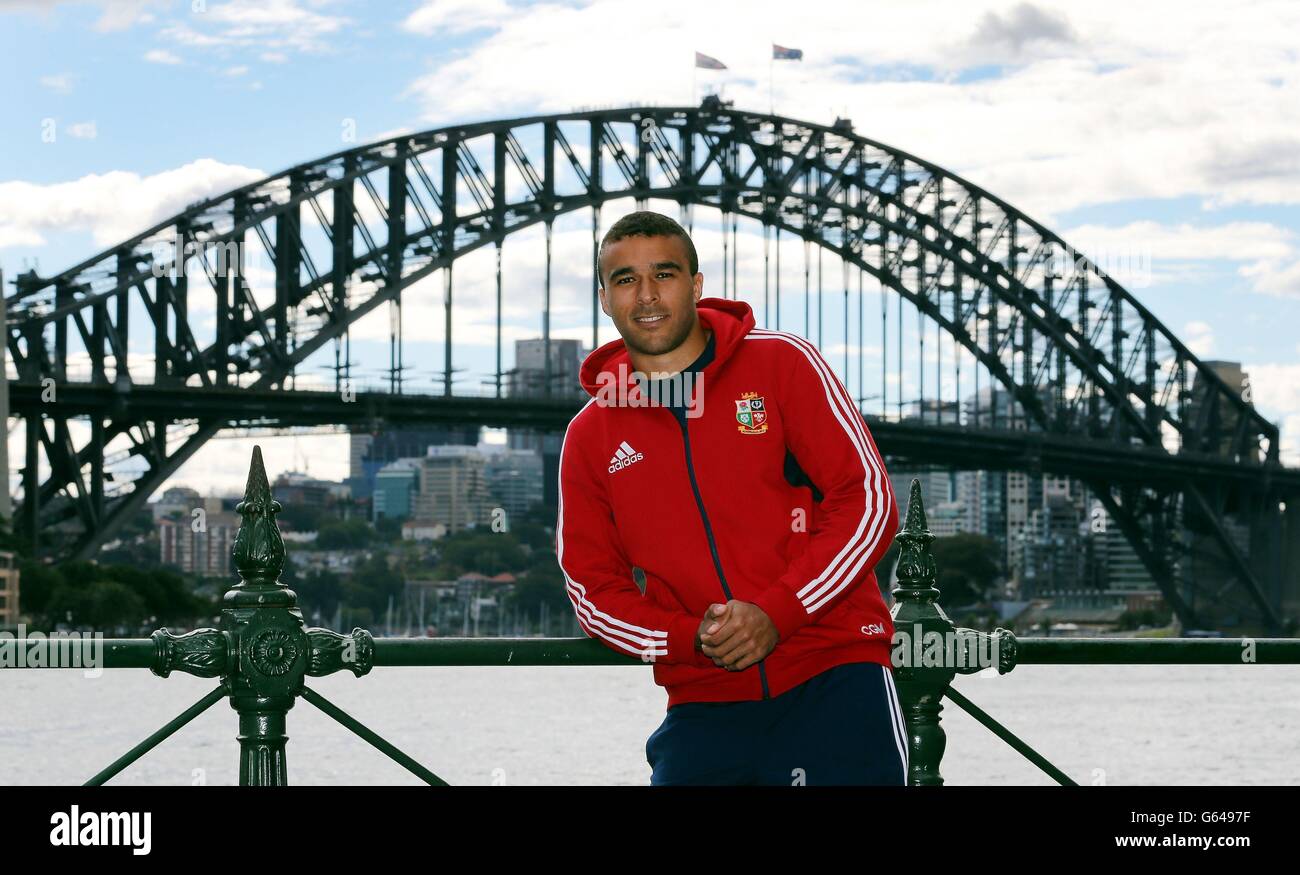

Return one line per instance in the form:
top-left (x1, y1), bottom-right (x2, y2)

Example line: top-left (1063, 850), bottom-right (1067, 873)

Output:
top-left (5, 99), bottom-right (1295, 631)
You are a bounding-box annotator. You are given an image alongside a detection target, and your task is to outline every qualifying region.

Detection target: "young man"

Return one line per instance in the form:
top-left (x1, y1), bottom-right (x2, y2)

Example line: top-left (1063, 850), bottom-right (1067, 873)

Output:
top-left (556, 210), bottom-right (906, 786)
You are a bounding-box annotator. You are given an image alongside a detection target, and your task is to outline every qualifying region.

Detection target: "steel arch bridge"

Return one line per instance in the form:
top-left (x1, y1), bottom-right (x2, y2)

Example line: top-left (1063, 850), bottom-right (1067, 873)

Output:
top-left (6, 99), bottom-right (1298, 632)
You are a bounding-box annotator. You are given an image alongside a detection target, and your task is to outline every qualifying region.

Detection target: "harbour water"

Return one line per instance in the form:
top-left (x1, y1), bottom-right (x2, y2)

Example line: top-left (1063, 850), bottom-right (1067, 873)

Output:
top-left (2, 662), bottom-right (1297, 785)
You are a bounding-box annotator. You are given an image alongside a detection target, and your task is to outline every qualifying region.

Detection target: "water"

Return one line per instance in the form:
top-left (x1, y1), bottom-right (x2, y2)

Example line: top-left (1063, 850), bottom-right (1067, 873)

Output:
top-left (1, 663), bottom-right (1297, 785)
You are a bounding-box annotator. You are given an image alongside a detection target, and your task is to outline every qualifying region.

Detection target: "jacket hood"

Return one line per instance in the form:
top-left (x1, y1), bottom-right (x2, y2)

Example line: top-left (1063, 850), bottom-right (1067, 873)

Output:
top-left (578, 297), bottom-right (757, 397)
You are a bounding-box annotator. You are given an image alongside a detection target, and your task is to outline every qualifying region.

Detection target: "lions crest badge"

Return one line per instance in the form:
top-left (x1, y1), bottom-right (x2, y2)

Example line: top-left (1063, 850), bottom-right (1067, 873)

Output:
top-left (735, 392), bottom-right (768, 434)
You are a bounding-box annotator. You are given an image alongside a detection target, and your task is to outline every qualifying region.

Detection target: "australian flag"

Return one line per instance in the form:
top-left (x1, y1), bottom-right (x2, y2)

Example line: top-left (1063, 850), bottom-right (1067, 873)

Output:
top-left (695, 51), bottom-right (727, 70)
top-left (773, 44), bottom-right (803, 60)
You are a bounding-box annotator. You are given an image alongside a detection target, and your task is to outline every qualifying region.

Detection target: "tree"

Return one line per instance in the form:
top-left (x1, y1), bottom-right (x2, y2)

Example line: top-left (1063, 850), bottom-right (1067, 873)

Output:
top-left (1116, 606), bottom-right (1172, 631)
top-left (0, 513), bottom-right (30, 558)
top-left (278, 503), bottom-right (326, 534)
top-left (100, 564), bottom-right (200, 623)
top-left (511, 501), bottom-right (557, 551)
top-left (374, 515), bottom-right (403, 542)
top-left (930, 533), bottom-right (1001, 607)
top-left (44, 578), bottom-right (148, 631)
top-left (505, 561), bottom-right (570, 615)
top-left (295, 568), bottom-right (343, 618)
top-left (344, 551), bottom-right (404, 616)
top-left (122, 507), bottom-right (156, 539)
top-left (16, 557), bottom-right (208, 630)
top-left (316, 519), bottom-right (374, 550)
top-left (437, 531), bottom-right (527, 576)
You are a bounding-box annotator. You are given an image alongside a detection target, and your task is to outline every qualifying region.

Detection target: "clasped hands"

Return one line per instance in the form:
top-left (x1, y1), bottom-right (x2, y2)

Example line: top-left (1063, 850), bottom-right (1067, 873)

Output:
top-left (694, 600), bottom-right (779, 671)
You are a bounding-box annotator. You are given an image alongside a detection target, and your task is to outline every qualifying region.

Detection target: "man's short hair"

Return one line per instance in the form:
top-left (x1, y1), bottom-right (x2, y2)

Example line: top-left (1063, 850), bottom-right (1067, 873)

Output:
top-left (598, 210), bottom-right (700, 287)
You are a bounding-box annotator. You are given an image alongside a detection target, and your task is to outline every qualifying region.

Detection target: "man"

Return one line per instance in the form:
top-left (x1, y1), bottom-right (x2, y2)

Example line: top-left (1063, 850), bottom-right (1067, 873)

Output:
top-left (556, 210), bottom-right (905, 785)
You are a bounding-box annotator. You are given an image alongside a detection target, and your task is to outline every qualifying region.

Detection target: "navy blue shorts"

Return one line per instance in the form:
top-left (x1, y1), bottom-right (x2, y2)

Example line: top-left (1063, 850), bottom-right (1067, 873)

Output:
top-left (645, 661), bottom-right (909, 786)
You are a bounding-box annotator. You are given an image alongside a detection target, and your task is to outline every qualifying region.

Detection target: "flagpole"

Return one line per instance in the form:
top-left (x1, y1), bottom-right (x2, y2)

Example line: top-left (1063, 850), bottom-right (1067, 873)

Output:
top-left (769, 45), bottom-right (774, 115)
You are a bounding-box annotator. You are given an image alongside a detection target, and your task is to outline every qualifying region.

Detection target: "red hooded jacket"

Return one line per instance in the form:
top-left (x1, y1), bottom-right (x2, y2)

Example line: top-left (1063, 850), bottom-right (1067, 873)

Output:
top-left (556, 297), bottom-right (899, 709)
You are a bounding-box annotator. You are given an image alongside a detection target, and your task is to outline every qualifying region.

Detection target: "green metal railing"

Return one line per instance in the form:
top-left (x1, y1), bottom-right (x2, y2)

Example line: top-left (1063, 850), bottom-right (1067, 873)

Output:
top-left (3, 447), bottom-right (1298, 785)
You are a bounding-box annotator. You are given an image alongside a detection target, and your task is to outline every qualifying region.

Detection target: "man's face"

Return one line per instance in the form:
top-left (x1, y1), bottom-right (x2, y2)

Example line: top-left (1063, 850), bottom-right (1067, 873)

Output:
top-left (598, 234), bottom-right (703, 357)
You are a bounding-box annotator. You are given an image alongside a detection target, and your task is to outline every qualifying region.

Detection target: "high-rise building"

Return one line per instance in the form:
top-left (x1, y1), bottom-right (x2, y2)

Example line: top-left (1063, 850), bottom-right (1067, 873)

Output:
top-left (965, 385), bottom-right (1029, 430)
top-left (890, 467), bottom-right (956, 520)
top-left (412, 446), bottom-right (498, 534)
top-left (889, 399), bottom-right (962, 533)
top-left (1185, 361), bottom-right (1253, 457)
top-left (1182, 360), bottom-right (1257, 621)
top-left (349, 425), bottom-right (482, 501)
top-left (373, 460), bottom-right (421, 522)
top-left (152, 486), bottom-right (202, 522)
top-left (927, 501), bottom-right (967, 538)
top-left (158, 495), bottom-right (241, 577)
top-left (956, 387), bottom-right (1026, 570)
top-left (508, 338), bottom-right (587, 400)
top-left (482, 447), bottom-right (545, 522)
top-left (1090, 500), bottom-right (1159, 592)
top-left (508, 337), bottom-right (588, 509)
top-left (1005, 471), bottom-right (1030, 568)
top-left (956, 469), bottom-right (1006, 553)
top-left (1017, 492), bottom-right (1082, 597)
top-left (272, 472), bottom-right (334, 507)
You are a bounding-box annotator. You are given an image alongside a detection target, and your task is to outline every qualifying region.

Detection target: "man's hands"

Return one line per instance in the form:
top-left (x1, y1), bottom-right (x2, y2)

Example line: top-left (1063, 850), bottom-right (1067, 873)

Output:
top-left (694, 600), bottom-right (779, 671)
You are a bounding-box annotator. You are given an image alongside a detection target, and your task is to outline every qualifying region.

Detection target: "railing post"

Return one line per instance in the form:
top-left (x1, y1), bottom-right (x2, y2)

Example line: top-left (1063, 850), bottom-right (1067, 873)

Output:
top-left (889, 478), bottom-right (955, 786)
top-left (133, 446), bottom-right (378, 785)
top-left (221, 445), bottom-right (308, 786)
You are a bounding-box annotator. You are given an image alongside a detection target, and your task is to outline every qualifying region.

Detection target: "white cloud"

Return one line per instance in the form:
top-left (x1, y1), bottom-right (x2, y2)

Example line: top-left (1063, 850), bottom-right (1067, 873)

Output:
top-left (224, 64), bottom-right (249, 76)
top-left (65, 120), bottom-right (97, 139)
top-left (0, 225), bottom-right (44, 249)
top-left (401, 0), bottom-right (514, 36)
top-left (958, 1), bottom-right (1079, 66)
top-left (0, 158), bottom-right (266, 249)
top-left (1059, 221), bottom-right (1294, 262)
top-left (9, 0), bottom-right (1296, 498)
top-left (1239, 257), bottom-right (1300, 298)
top-left (368, 125), bottom-right (416, 142)
top-left (1183, 320), bottom-right (1213, 357)
top-left (159, 0), bottom-right (348, 54)
top-left (0, 0), bottom-right (172, 31)
top-left (1056, 220), bottom-right (1300, 297)
top-left (39, 72), bottom-right (75, 93)
top-left (397, 0), bottom-right (1300, 217)
top-left (155, 433), bottom-right (352, 497)
top-left (89, 0), bottom-right (168, 31)
top-left (3, 419), bottom-right (351, 500)
top-left (143, 47), bottom-right (181, 64)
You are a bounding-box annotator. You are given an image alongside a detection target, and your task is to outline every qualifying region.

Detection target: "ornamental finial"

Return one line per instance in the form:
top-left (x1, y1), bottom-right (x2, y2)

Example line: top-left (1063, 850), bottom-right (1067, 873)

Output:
top-left (232, 445), bottom-right (285, 587)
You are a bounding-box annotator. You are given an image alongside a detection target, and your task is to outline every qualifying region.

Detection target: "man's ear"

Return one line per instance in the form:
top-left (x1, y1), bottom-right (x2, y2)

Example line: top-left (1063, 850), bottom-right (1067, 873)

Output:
top-left (693, 272), bottom-right (704, 301)
top-left (597, 286), bottom-right (609, 317)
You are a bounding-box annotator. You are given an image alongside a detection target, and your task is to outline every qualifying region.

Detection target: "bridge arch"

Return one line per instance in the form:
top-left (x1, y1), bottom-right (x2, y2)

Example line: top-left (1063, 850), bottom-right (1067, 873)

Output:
top-left (5, 103), bottom-right (1291, 630)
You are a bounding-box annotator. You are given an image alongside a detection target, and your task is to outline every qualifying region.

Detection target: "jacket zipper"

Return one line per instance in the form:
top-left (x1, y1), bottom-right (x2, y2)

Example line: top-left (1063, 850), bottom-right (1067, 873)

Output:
top-left (675, 414), bottom-right (772, 700)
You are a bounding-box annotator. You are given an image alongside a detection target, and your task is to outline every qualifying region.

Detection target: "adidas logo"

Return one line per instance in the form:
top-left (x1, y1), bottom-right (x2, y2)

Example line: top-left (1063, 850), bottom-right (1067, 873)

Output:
top-left (608, 441), bottom-right (645, 474)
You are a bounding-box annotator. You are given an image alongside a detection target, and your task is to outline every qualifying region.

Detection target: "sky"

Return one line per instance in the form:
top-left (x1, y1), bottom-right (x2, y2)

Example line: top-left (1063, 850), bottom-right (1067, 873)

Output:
top-left (2, 0), bottom-right (1300, 498)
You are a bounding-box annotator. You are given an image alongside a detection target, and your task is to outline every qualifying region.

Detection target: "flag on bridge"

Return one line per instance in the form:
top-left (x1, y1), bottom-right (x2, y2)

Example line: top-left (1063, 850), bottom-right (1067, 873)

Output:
top-left (773, 44), bottom-right (803, 60)
top-left (695, 51), bottom-right (727, 70)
